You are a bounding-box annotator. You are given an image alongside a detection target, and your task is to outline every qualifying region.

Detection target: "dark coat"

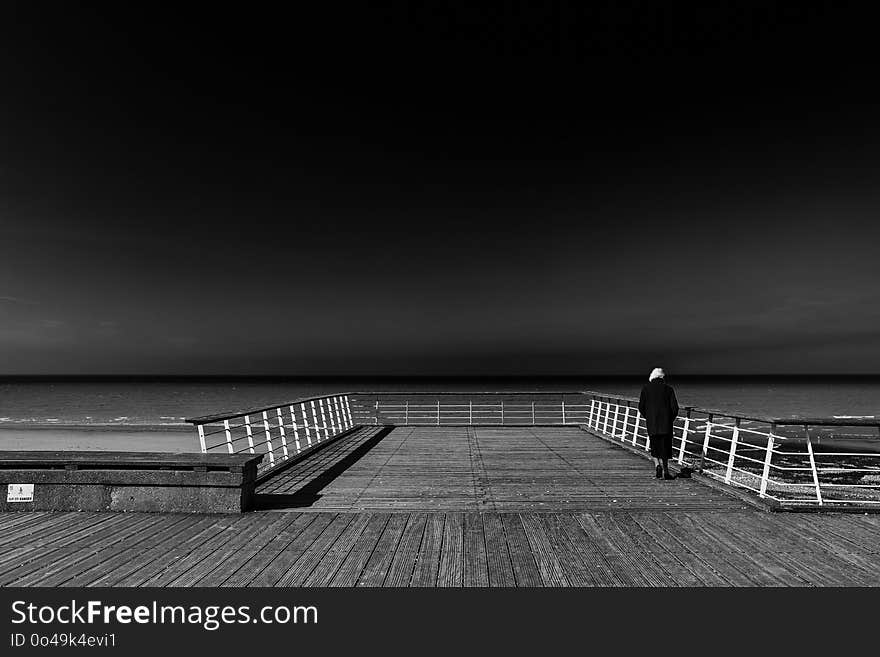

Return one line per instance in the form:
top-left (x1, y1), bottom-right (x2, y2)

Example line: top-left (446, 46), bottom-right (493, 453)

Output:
top-left (638, 380), bottom-right (679, 436)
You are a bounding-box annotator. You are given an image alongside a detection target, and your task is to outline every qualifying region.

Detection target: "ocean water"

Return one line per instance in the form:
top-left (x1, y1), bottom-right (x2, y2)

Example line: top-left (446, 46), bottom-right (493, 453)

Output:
top-left (0, 377), bottom-right (878, 429)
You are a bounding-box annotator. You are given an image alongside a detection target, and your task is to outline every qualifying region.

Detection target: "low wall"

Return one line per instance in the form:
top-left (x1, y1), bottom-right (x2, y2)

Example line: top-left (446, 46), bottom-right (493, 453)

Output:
top-left (0, 451), bottom-right (263, 513)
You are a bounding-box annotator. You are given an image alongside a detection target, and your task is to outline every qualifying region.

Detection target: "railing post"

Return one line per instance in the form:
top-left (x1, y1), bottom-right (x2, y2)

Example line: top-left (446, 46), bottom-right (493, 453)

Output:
top-left (262, 411), bottom-right (275, 465)
top-left (531, 401), bottom-right (535, 425)
top-left (344, 396), bottom-right (353, 427)
top-left (244, 414), bottom-right (256, 454)
top-left (677, 411), bottom-right (690, 464)
top-left (327, 398), bottom-right (337, 436)
top-left (588, 399), bottom-right (595, 428)
top-left (632, 410), bottom-right (641, 446)
top-left (223, 420), bottom-right (233, 454)
top-left (197, 424), bottom-right (207, 453)
top-left (405, 401), bottom-right (409, 425)
top-left (759, 423), bottom-right (775, 498)
top-left (310, 401), bottom-right (320, 442)
top-left (621, 405), bottom-right (630, 440)
top-left (301, 403), bottom-right (313, 446)
top-left (501, 400), bottom-right (504, 425)
top-left (374, 398), bottom-right (379, 426)
top-left (290, 405), bottom-right (302, 453)
top-left (469, 400), bottom-right (473, 425)
top-left (319, 398), bottom-right (329, 440)
top-left (699, 414), bottom-right (712, 473)
top-left (725, 417), bottom-right (740, 484)
top-left (276, 408), bottom-right (289, 459)
top-left (602, 402), bottom-right (610, 434)
top-left (805, 425), bottom-right (823, 506)
top-left (561, 399), bottom-right (566, 425)
top-left (332, 397), bottom-right (343, 433)
top-left (437, 400), bottom-right (441, 426)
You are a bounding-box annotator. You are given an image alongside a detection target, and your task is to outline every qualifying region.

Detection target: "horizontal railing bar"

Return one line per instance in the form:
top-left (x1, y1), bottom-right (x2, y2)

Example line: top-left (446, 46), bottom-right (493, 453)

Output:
top-left (186, 392), bottom-right (359, 423)
top-left (581, 390), bottom-right (880, 427)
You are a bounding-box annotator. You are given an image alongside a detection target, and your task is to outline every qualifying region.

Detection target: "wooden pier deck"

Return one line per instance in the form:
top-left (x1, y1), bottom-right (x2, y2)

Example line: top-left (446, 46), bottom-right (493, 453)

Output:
top-left (255, 426), bottom-right (746, 511)
top-left (3, 426), bottom-right (880, 587)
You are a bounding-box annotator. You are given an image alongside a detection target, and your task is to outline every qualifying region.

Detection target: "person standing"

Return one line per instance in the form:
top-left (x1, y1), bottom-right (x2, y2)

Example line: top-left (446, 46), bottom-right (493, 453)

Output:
top-left (638, 367), bottom-right (679, 480)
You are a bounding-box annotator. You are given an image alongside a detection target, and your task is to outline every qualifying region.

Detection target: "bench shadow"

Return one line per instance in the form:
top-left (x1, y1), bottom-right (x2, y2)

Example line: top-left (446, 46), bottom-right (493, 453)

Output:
top-left (254, 426), bottom-right (394, 510)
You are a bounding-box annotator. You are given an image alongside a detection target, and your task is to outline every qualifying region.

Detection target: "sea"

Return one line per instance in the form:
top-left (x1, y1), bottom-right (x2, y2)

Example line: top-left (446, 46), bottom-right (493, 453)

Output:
top-left (0, 377), bottom-right (878, 430)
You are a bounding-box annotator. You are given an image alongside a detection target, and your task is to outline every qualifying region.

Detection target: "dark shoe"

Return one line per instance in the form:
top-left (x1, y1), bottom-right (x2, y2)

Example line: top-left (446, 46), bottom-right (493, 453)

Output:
top-left (655, 465), bottom-right (663, 479)
top-left (663, 472), bottom-right (675, 480)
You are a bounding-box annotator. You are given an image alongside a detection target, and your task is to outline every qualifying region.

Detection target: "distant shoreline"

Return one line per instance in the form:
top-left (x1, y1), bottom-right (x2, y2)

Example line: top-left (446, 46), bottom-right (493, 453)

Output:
top-left (0, 427), bottom-right (199, 452)
top-left (0, 423), bottom-right (191, 432)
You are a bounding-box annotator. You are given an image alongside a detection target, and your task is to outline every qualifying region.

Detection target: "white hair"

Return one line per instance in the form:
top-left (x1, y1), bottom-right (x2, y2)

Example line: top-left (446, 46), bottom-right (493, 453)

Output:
top-left (649, 367), bottom-right (665, 381)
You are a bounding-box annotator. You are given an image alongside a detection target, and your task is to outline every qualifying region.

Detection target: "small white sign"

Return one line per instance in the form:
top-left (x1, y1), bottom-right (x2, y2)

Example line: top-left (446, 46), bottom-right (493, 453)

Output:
top-left (7, 484), bottom-right (34, 502)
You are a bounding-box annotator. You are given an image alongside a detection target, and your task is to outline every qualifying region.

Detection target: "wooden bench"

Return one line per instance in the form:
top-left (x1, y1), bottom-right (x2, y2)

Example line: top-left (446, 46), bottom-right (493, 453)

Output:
top-left (0, 451), bottom-right (263, 513)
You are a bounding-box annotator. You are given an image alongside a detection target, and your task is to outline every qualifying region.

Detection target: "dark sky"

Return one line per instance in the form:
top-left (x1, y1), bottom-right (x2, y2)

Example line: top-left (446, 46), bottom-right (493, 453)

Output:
top-left (1, 3), bottom-right (879, 375)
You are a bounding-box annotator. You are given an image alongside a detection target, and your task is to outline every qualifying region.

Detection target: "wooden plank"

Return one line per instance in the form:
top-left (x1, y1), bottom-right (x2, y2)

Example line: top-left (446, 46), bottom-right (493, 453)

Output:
top-left (436, 512), bottom-right (463, 587)
top-left (89, 516), bottom-right (219, 586)
top-left (0, 511), bottom-right (53, 533)
top-left (4, 513), bottom-right (141, 585)
top-left (15, 513), bottom-right (171, 586)
top-left (555, 513), bottom-right (624, 586)
top-left (519, 513), bottom-right (568, 586)
top-left (222, 513), bottom-right (318, 587)
top-left (356, 513), bottom-right (408, 586)
top-left (246, 514), bottom-right (336, 587)
top-left (166, 513), bottom-right (272, 587)
top-left (0, 514), bottom-right (133, 584)
top-left (63, 515), bottom-right (197, 587)
top-left (0, 512), bottom-right (108, 557)
top-left (275, 514), bottom-right (355, 586)
top-left (670, 513), bottom-right (786, 586)
top-left (655, 513), bottom-right (758, 586)
top-left (410, 513), bottom-right (445, 587)
top-left (574, 514), bottom-right (648, 586)
top-left (384, 513), bottom-right (428, 587)
top-left (731, 513), bottom-right (875, 585)
top-left (302, 514), bottom-right (372, 586)
top-left (462, 513), bottom-right (489, 587)
top-left (499, 513), bottom-right (543, 587)
top-left (628, 514), bottom-right (729, 586)
top-left (536, 514), bottom-right (605, 586)
top-left (140, 515), bottom-right (252, 586)
top-left (112, 517), bottom-right (237, 587)
top-left (613, 513), bottom-right (707, 587)
top-left (691, 513), bottom-right (811, 586)
top-left (196, 513), bottom-right (306, 586)
top-left (330, 514), bottom-right (391, 586)
top-left (590, 513), bottom-right (676, 586)
top-left (483, 514), bottom-right (516, 586)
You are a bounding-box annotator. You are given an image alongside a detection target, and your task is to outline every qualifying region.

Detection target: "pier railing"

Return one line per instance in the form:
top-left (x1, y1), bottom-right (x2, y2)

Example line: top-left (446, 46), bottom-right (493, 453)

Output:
top-left (581, 391), bottom-right (880, 508)
top-left (185, 394), bottom-right (356, 476)
top-left (347, 391), bottom-right (591, 426)
top-left (187, 389), bottom-right (880, 507)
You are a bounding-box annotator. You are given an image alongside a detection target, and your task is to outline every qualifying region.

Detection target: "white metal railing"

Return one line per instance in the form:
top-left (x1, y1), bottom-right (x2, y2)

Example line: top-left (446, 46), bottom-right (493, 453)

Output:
top-left (581, 392), bottom-right (880, 508)
top-left (186, 394), bottom-right (356, 476)
top-left (345, 392), bottom-right (590, 426)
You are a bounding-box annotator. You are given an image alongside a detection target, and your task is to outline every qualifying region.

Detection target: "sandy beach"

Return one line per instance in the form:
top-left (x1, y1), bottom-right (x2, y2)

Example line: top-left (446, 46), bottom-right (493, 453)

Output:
top-left (0, 428), bottom-right (199, 453)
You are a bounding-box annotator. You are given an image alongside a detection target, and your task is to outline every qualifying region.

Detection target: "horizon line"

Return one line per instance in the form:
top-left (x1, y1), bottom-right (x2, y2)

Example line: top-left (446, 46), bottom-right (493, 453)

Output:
top-left (1, 373), bottom-right (879, 380)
